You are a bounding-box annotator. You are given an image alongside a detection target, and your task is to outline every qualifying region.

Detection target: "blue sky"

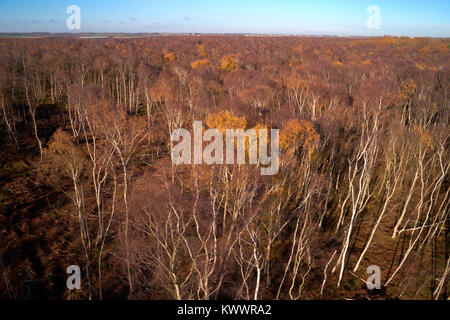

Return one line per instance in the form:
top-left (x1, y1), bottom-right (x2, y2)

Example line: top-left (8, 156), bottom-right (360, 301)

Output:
top-left (0, 0), bottom-right (449, 36)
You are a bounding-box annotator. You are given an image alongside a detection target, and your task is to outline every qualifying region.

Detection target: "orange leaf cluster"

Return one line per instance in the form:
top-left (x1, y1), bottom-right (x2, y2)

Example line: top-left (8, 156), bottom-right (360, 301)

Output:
top-left (220, 55), bottom-right (239, 72)
top-left (164, 52), bottom-right (176, 63)
top-left (206, 110), bottom-right (247, 133)
top-left (191, 59), bottom-right (211, 70)
top-left (196, 44), bottom-right (207, 57)
top-left (280, 119), bottom-right (319, 159)
top-left (400, 79), bottom-right (417, 100)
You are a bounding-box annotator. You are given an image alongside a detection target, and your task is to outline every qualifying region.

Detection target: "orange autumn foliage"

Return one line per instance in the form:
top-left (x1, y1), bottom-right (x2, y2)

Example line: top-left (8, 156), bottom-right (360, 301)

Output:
top-left (164, 52), bottom-right (176, 63)
top-left (280, 119), bottom-right (320, 159)
top-left (206, 110), bottom-right (247, 133)
top-left (191, 59), bottom-right (211, 70)
top-left (220, 55), bottom-right (239, 72)
top-left (400, 79), bottom-right (417, 100)
top-left (196, 44), bottom-right (207, 57)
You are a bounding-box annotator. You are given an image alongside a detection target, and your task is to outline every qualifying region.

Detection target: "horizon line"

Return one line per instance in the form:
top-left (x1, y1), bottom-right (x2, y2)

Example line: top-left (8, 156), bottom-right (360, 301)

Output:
top-left (0, 32), bottom-right (449, 39)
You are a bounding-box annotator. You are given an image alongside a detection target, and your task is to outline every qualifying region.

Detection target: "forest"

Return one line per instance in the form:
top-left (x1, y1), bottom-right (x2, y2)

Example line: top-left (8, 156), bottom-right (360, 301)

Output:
top-left (0, 35), bottom-right (448, 300)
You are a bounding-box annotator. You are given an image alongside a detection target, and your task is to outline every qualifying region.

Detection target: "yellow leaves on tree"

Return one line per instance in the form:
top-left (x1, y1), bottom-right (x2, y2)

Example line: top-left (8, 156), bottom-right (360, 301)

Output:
top-left (206, 110), bottom-right (247, 133)
top-left (413, 125), bottom-right (435, 151)
top-left (280, 119), bottom-right (320, 160)
top-left (191, 59), bottom-right (211, 70)
top-left (202, 114), bottom-right (271, 173)
top-left (164, 52), bottom-right (176, 63)
top-left (196, 44), bottom-right (207, 57)
top-left (252, 123), bottom-right (268, 136)
top-left (43, 128), bottom-right (87, 184)
top-left (400, 79), bottom-right (417, 101)
top-left (220, 55), bottom-right (239, 72)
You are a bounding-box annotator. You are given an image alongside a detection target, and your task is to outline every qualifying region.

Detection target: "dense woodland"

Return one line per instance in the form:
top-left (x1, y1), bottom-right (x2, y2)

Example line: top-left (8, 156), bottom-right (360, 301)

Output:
top-left (0, 35), bottom-right (448, 300)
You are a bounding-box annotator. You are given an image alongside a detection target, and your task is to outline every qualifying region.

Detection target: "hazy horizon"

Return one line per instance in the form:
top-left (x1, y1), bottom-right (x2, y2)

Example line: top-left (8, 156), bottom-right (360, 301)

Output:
top-left (1, 0), bottom-right (450, 37)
